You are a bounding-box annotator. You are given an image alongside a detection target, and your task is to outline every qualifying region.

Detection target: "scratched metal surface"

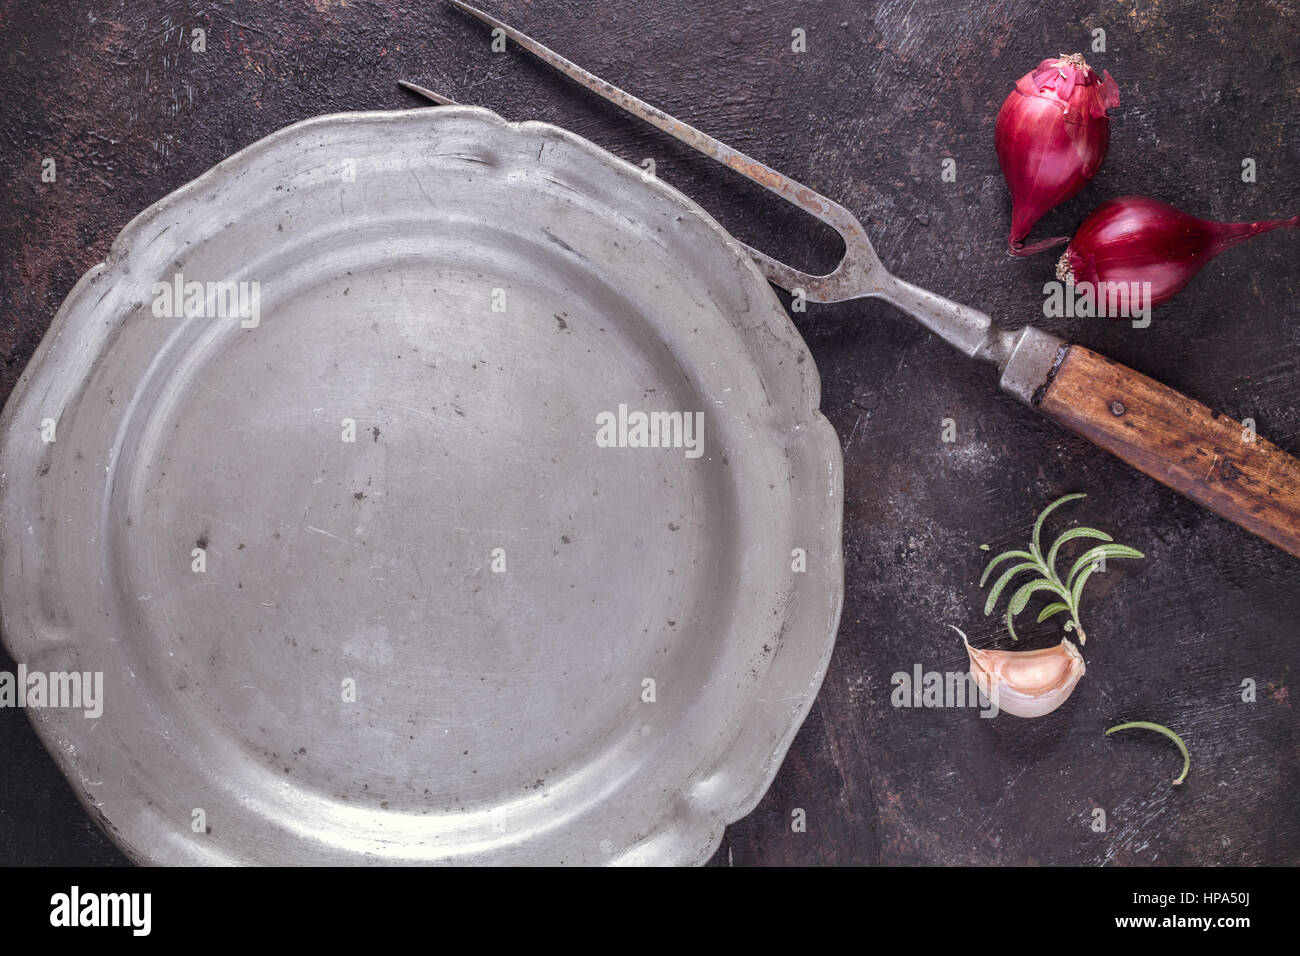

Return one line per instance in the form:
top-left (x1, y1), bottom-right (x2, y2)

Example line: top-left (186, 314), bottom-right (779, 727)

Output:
top-left (1, 0), bottom-right (1297, 866)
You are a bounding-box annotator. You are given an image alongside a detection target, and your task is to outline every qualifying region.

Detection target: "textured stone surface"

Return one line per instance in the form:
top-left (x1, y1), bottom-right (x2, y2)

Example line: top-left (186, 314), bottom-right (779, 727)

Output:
top-left (1, 0), bottom-right (1296, 865)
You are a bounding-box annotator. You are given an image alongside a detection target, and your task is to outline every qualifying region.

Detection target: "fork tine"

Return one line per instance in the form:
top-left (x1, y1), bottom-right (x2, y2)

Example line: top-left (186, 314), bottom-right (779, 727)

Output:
top-left (442, 0), bottom-right (876, 301)
top-left (398, 80), bottom-right (459, 106)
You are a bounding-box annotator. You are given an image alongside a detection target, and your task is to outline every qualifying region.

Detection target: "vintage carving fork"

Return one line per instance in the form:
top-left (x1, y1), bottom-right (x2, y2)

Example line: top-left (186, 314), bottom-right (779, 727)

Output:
top-left (403, 0), bottom-right (1300, 558)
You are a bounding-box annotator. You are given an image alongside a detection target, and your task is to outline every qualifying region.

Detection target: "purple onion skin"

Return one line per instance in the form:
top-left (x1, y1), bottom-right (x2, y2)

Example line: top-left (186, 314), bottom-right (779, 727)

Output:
top-left (1059, 196), bottom-right (1300, 312)
top-left (997, 54), bottom-right (1120, 257)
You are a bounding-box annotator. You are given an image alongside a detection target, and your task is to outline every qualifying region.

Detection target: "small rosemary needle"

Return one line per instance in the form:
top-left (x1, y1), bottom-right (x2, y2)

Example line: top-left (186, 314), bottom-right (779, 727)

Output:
top-left (1106, 720), bottom-right (1191, 786)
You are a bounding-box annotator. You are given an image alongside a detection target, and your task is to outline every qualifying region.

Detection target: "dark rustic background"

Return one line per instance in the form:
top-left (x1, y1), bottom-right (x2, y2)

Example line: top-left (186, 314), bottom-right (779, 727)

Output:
top-left (1, 0), bottom-right (1297, 866)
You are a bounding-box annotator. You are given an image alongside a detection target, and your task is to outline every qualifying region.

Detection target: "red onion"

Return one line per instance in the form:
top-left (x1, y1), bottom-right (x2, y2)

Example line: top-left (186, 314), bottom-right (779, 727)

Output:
top-left (996, 53), bottom-right (1119, 256)
top-left (1057, 196), bottom-right (1299, 312)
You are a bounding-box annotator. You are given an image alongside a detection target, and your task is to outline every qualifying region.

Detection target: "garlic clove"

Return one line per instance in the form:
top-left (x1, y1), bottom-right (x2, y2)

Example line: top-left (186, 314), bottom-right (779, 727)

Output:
top-left (964, 636), bottom-right (1086, 719)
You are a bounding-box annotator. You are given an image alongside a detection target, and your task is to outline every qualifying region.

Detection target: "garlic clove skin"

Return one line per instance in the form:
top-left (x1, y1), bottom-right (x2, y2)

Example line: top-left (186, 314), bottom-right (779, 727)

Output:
top-left (965, 637), bottom-right (1086, 719)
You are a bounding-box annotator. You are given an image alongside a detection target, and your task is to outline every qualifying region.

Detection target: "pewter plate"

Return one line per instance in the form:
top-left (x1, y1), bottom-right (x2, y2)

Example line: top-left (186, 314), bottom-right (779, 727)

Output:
top-left (0, 108), bottom-right (843, 865)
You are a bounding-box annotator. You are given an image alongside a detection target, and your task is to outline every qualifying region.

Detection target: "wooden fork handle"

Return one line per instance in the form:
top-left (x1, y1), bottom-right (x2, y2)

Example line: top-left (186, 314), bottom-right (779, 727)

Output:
top-left (1034, 345), bottom-right (1300, 558)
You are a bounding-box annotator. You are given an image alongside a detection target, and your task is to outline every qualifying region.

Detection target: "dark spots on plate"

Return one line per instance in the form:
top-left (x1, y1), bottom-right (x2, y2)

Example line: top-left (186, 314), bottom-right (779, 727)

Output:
top-left (555, 313), bottom-right (569, 331)
top-left (353, 491), bottom-right (366, 500)
top-left (371, 425), bottom-right (381, 442)
top-left (237, 542), bottom-right (245, 550)
top-left (195, 530), bottom-right (209, 549)
top-left (561, 534), bottom-right (570, 544)
top-left (667, 522), bottom-right (679, 531)
top-left (543, 229), bottom-right (577, 255)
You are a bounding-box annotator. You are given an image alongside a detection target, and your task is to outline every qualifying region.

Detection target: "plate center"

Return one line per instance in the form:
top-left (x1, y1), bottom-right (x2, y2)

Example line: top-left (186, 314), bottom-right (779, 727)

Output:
top-left (117, 249), bottom-right (726, 809)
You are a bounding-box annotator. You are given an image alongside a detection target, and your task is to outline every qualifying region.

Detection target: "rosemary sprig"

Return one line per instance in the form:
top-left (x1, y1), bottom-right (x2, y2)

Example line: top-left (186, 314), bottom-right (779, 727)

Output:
top-left (979, 493), bottom-right (1143, 643)
top-left (1106, 720), bottom-right (1191, 786)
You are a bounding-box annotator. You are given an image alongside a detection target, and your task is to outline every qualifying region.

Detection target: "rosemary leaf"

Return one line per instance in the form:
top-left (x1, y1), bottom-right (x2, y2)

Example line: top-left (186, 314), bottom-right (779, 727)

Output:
top-left (983, 561), bottom-right (1042, 616)
top-left (1036, 602), bottom-right (1070, 623)
top-left (979, 549), bottom-right (1036, 587)
top-left (1008, 578), bottom-right (1062, 616)
top-left (1046, 526), bottom-right (1112, 579)
top-left (1031, 492), bottom-right (1087, 560)
top-left (1105, 721), bottom-right (1190, 786)
top-left (1066, 544), bottom-right (1145, 589)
